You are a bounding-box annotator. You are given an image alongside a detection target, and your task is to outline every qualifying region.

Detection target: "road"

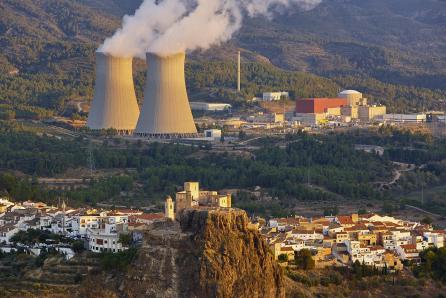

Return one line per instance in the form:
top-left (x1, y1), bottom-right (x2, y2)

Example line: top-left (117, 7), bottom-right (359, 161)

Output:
top-left (376, 162), bottom-right (416, 190)
top-left (405, 205), bottom-right (440, 217)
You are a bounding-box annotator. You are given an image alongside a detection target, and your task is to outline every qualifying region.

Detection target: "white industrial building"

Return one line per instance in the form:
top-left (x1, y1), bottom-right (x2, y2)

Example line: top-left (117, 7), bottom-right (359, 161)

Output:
top-left (379, 114), bottom-right (426, 123)
top-left (262, 92), bottom-right (289, 101)
top-left (190, 102), bottom-right (232, 112)
top-left (204, 129), bottom-right (222, 141)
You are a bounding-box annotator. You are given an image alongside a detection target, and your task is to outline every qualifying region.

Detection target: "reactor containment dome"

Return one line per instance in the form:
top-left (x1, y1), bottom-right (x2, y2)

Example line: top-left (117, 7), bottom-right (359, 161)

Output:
top-left (87, 52), bottom-right (140, 134)
top-left (135, 52), bottom-right (197, 138)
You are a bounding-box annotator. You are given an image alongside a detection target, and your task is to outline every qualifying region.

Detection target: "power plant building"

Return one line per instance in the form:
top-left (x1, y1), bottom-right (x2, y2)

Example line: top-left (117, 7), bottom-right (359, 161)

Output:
top-left (87, 53), bottom-right (140, 134)
top-left (296, 98), bottom-right (348, 114)
top-left (294, 90), bottom-right (386, 125)
top-left (135, 52), bottom-right (197, 138)
top-left (338, 90), bottom-right (367, 106)
top-left (358, 106), bottom-right (387, 122)
top-left (190, 102), bottom-right (232, 112)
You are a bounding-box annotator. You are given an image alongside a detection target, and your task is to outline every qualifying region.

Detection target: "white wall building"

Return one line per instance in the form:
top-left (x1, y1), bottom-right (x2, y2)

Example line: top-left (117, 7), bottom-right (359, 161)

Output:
top-left (204, 129), bottom-right (222, 141)
top-left (423, 231), bottom-right (444, 248)
top-left (0, 225), bottom-right (20, 244)
top-left (87, 222), bottom-right (128, 253)
top-left (262, 92), bottom-right (289, 101)
top-left (379, 114), bottom-right (426, 123)
top-left (190, 102), bottom-right (232, 111)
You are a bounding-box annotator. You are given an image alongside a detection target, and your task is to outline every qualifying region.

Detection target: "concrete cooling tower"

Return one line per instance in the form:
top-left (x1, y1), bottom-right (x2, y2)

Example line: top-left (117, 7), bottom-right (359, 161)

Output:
top-left (135, 52), bottom-right (197, 138)
top-left (87, 52), bottom-right (140, 134)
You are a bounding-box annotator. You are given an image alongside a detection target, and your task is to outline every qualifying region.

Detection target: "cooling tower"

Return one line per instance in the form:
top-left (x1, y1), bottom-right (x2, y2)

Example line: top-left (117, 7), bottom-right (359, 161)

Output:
top-left (87, 52), bottom-right (140, 134)
top-left (135, 52), bottom-right (197, 138)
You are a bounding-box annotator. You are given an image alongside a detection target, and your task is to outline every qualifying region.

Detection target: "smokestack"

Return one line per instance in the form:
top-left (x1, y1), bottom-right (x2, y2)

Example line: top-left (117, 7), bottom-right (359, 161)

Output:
top-left (87, 53), bottom-right (140, 134)
top-left (237, 51), bottom-right (241, 92)
top-left (135, 52), bottom-right (197, 138)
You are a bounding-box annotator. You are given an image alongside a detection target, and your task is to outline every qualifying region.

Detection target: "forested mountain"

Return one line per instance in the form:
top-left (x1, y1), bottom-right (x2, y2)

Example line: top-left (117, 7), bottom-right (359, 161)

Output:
top-left (0, 0), bottom-right (445, 118)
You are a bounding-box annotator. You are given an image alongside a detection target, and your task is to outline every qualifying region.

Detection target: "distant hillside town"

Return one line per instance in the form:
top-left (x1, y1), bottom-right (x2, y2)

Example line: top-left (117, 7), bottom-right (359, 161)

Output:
top-left (1, 182), bottom-right (445, 274)
top-left (262, 212), bottom-right (444, 270)
top-left (0, 182), bottom-right (232, 257)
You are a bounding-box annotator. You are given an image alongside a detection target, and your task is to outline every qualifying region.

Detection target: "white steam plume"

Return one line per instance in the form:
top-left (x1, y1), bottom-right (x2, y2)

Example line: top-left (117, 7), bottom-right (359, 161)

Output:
top-left (99, 0), bottom-right (322, 57)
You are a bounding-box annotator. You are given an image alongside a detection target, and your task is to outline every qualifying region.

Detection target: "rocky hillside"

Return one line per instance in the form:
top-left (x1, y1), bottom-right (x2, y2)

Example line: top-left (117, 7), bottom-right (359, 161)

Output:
top-left (80, 209), bottom-right (284, 298)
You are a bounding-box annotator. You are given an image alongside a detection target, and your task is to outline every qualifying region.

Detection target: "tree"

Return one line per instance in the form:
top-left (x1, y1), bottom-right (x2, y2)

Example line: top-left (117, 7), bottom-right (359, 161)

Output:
top-left (238, 130), bottom-right (247, 140)
top-left (72, 240), bottom-right (85, 253)
top-left (421, 216), bottom-right (433, 225)
top-left (278, 253), bottom-right (289, 263)
top-left (295, 249), bottom-right (315, 270)
top-left (118, 233), bottom-right (132, 247)
top-left (381, 203), bottom-right (394, 215)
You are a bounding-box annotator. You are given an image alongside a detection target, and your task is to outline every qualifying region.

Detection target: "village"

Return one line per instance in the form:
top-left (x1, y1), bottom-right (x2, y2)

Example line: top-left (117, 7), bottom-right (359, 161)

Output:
top-left (263, 212), bottom-right (445, 270)
top-left (0, 182), bottom-right (445, 273)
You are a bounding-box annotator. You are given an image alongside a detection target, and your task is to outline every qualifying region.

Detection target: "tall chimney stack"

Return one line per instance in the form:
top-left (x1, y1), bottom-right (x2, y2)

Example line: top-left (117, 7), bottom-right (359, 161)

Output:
top-left (135, 52), bottom-right (197, 138)
top-left (87, 53), bottom-right (140, 134)
top-left (237, 51), bottom-right (241, 92)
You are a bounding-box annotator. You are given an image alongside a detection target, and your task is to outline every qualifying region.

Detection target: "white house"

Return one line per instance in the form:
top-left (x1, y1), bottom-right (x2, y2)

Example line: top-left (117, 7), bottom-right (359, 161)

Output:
top-left (0, 224), bottom-right (20, 244)
top-left (396, 244), bottom-right (420, 261)
top-left (423, 231), bottom-right (444, 248)
top-left (87, 223), bottom-right (128, 253)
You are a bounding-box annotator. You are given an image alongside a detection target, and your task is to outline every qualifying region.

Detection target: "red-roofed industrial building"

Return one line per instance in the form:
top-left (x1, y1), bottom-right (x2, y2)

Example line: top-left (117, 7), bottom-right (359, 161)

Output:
top-left (296, 98), bottom-right (348, 114)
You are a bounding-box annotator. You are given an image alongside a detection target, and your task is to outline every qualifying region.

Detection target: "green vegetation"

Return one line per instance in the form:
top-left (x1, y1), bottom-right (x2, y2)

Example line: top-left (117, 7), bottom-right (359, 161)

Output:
top-left (10, 229), bottom-right (77, 247)
top-left (0, 0), bottom-right (445, 124)
top-left (277, 254), bottom-right (289, 263)
top-left (294, 249), bottom-right (315, 270)
top-left (118, 233), bottom-right (133, 247)
top-left (413, 247), bottom-right (446, 281)
top-left (2, 122), bottom-right (446, 216)
top-left (99, 248), bottom-right (138, 271)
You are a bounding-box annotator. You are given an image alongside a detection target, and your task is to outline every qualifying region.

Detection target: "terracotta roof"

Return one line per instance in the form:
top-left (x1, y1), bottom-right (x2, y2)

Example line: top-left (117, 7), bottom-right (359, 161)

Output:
top-left (400, 244), bottom-right (417, 250)
top-left (128, 222), bottom-right (145, 227)
top-left (369, 246), bottom-right (385, 251)
top-left (115, 209), bottom-right (143, 215)
top-left (337, 216), bottom-right (354, 225)
top-left (132, 213), bottom-right (164, 221)
top-left (292, 229), bottom-right (316, 235)
top-left (274, 217), bottom-right (302, 225)
top-left (432, 230), bottom-right (446, 234)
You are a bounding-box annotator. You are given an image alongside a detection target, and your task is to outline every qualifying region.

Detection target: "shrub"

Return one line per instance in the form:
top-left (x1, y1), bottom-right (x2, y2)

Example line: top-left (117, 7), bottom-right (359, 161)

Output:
top-left (100, 248), bottom-right (138, 271)
top-left (295, 249), bottom-right (315, 270)
top-left (278, 254), bottom-right (288, 263)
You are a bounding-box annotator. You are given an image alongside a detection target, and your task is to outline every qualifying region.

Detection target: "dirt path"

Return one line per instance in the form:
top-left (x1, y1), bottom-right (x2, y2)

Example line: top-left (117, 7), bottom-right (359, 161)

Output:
top-left (405, 205), bottom-right (441, 217)
top-left (376, 162), bottom-right (416, 190)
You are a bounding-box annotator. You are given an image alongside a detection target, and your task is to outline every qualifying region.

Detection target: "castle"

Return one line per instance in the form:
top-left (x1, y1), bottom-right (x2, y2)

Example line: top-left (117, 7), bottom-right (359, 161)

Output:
top-left (164, 182), bottom-right (232, 220)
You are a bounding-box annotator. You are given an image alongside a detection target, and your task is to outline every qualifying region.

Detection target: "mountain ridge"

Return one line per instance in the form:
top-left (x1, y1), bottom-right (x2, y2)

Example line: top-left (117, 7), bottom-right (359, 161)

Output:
top-left (0, 0), bottom-right (445, 114)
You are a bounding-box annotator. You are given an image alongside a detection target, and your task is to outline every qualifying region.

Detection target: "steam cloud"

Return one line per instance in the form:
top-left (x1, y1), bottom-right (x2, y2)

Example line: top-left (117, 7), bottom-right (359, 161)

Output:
top-left (99, 0), bottom-right (322, 58)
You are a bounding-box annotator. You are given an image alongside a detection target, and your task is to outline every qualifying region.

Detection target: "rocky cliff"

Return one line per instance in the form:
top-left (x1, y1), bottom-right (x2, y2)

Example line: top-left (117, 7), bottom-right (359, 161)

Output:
top-left (86, 209), bottom-right (284, 298)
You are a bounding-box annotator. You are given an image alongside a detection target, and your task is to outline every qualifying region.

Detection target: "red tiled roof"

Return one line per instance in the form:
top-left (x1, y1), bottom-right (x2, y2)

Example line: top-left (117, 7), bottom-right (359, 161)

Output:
top-left (132, 213), bottom-right (164, 221)
top-left (128, 222), bottom-right (145, 227)
top-left (115, 209), bottom-right (143, 215)
top-left (400, 244), bottom-right (417, 250)
top-left (337, 216), bottom-right (354, 225)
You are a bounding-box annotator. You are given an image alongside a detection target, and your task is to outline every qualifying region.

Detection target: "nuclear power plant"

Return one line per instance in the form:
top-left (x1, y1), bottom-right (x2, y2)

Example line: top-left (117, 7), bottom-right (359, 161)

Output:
top-left (87, 51), bottom-right (198, 138)
top-left (135, 52), bottom-right (198, 138)
top-left (87, 52), bottom-right (140, 134)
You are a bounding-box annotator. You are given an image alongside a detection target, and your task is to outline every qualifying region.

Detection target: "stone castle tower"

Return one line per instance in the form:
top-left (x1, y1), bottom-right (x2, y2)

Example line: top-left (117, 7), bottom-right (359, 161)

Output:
top-left (164, 196), bottom-right (175, 220)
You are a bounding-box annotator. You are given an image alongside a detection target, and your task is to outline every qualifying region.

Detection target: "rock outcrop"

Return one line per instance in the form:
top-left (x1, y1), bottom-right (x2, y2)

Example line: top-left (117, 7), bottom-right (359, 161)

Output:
top-left (117, 208), bottom-right (284, 298)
